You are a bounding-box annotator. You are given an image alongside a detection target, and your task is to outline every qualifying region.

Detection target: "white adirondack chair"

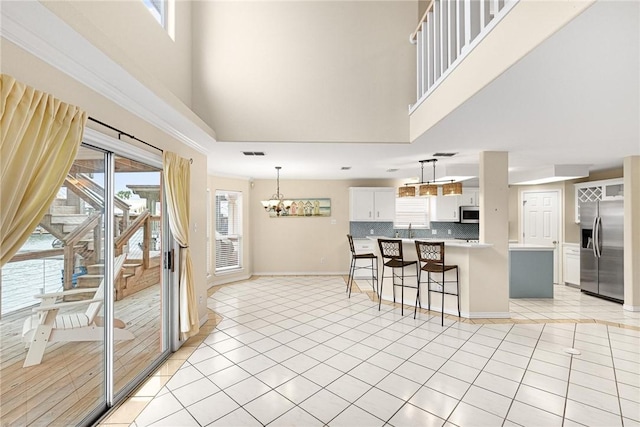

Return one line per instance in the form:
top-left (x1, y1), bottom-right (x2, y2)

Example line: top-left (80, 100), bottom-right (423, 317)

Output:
top-left (22, 254), bottom-right (134, 367)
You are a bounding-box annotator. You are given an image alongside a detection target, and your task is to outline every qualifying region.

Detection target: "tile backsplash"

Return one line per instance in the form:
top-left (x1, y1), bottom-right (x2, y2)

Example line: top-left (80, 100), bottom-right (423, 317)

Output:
top-left (349, 221), bottom-right (479, 239)
top-left (349, 222), bottom-right (395, 238)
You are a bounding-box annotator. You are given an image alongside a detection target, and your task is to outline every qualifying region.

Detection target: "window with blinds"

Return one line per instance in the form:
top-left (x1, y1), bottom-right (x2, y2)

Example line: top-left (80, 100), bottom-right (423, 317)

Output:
top-left (395, 197), bottom-right (430, 228)
top-left (215, 190), bottom-right (242, 272)
top-left (142, 0), bottom-right (165, 26)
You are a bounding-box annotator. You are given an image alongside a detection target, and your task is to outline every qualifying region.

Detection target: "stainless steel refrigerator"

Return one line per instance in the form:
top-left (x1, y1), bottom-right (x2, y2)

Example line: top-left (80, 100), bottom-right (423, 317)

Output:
top-left (580, 200), bottom-right (624, 302)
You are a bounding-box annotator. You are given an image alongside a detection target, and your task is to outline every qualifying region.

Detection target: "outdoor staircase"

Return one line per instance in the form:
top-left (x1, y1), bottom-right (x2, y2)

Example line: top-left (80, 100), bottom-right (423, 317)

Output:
top-left (36, 172), bottom-right (158, 300)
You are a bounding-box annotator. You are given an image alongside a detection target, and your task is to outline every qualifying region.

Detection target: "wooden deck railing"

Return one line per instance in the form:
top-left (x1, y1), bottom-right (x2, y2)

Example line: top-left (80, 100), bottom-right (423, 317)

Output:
top-left (115, 210), bottom-right (154, 268)
top-left (61, 212), bottom-right (102, 289)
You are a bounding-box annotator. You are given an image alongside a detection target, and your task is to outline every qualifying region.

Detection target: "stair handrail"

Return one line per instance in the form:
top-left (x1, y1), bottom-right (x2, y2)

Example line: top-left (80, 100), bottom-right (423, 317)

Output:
top-left (62, 212), bottom-right (102, 247)
top-left (410, 0), bottom-right (435, 42)
top-left (115, 209), bottom-right (150, 251)
top-left (76, 173), bottom-right (131, 212)
top-left (64, 175), bottom-right (104, 211)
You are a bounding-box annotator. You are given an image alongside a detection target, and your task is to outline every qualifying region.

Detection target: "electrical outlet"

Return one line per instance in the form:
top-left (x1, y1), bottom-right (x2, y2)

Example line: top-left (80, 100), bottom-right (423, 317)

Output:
top-left (370, 229), bottom-right (374, 235)
top-left (432, 229), bottom-right (437, 235)
top-left (448, 229), bottom-right (452, 235)
top-left (199, 296), bottom-right (203, 305)
top-left (320, 257), bottom-right (325, 264)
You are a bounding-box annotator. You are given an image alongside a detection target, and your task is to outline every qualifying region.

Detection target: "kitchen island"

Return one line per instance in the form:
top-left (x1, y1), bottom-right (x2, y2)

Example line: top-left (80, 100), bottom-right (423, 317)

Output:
top-left (509, 244), bottom-right (555, 298)
top-left (366, 237), bottom-right (511, 319)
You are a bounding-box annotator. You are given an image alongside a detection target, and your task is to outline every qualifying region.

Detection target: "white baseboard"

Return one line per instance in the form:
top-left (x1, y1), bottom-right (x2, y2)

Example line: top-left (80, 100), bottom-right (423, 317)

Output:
top-left (252, 272), bottom-right (346, 276)
top-left (199, 315), bottom-right (209, 327)
top-left (623, 304), bottom-right (640, 312)
top-left (210, 273), bottom-right (252, 287)
top-left (461, 311), bottom-right (512, 319)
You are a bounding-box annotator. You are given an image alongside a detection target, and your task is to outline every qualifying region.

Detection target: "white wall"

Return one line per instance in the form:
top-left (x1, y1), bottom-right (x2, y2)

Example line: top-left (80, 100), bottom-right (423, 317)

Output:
top-left (191, 1), bottom-right (417, 143)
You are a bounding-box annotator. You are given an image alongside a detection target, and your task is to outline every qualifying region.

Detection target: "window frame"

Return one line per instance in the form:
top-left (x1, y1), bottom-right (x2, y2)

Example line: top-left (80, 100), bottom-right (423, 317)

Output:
top-left (214, 190), bottom-right (243, 273)
top-left (142, 0), bottom-right (166, 27)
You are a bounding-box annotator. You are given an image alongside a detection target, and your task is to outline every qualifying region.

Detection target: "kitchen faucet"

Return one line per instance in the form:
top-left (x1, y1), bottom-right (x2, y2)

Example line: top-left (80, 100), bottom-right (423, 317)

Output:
top-left (408, 223), bottom-right (413, 238)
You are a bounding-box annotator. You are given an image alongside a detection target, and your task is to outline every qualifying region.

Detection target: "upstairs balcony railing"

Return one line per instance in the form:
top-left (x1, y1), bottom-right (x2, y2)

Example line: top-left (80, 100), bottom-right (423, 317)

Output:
top-left (410, 0), bottom-right (518, 110)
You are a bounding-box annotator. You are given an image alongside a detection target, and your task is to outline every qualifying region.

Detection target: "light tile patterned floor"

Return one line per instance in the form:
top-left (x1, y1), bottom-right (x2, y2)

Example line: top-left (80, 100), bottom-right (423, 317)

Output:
top-left (102, 276), bottom-right (640, 426)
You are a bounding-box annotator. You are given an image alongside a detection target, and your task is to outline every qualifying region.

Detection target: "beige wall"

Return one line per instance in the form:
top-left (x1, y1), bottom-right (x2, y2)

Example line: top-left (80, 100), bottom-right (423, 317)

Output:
top-left (623, 157), bottom-right (640, 310)
top-left (208, 175), bottom-right (253, 286)
top-left (251, 179), bottom-right (399, 274)
top-left (191, 1), bottom-right (417, 143)
top-left (2, 39), bottom-right (209, 322)
top-left (43, 0), bottom-right (193, 106)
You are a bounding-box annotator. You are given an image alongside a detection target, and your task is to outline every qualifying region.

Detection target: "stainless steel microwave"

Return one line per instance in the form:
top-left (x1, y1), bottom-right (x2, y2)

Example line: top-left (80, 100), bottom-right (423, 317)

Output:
top-left (459, 206), bottom-right (480, 223)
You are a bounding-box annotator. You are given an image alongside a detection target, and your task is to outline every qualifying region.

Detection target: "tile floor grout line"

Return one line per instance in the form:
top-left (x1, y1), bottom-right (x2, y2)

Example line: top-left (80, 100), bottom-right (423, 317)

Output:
top-left (443, 322), bottom-right (517, 425)
top-left (561, 322), bottom-right (576, 425)
top-left (125, 276), bottom-right (639, 427)
top-left (606, 323), bottom-right (626, 426)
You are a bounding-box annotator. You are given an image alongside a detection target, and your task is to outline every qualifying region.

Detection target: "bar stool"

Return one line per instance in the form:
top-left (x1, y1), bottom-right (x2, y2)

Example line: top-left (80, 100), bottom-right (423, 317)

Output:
top-left (415, 241), bottom-right (460, 325)
top-left (377, 239), bottom-right (419, 315)
top-left (346, 235), bottom-right (378, 298)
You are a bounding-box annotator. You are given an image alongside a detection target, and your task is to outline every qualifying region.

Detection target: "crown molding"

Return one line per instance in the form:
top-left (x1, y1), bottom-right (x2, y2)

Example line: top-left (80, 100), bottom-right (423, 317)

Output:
top-left (0, 0), bottom-right (214, 155)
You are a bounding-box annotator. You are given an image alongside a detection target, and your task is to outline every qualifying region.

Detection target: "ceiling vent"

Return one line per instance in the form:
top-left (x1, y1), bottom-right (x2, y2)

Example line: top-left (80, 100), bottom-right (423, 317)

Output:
top-left (341, 166), bottom-right (352, 170)
top-left (386, 168), bottom-right (399, 172)
top-left (433, 152), bottom-right (457, 157)
top-left (242, 151), bottom-right (265, 156)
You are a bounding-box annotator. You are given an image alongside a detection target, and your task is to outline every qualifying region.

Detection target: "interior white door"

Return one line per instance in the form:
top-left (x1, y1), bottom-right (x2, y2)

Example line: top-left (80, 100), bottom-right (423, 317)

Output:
top-left (522, 191), bottom-right (560, 283)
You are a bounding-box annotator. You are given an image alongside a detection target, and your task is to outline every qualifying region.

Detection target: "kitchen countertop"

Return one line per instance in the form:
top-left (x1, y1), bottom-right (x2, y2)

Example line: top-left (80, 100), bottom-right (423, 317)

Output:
top-left (365, 236), bottom-right (492, 249)
top-left (509, 243), bottom-right (555, 251)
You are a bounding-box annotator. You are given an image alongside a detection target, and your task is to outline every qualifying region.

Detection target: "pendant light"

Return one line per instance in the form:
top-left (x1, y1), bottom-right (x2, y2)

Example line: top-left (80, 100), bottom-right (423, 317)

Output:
top-left (442, 181), bottom-right (463, 196)
top-left (398, 159), bottom-right (463, 197)
top-left (260, 166), bottom-right (292, 216)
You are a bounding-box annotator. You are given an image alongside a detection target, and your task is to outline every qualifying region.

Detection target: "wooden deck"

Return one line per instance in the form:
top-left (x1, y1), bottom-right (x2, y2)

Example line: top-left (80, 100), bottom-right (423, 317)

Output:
top-left (0, 284), bottom-right (163, 426)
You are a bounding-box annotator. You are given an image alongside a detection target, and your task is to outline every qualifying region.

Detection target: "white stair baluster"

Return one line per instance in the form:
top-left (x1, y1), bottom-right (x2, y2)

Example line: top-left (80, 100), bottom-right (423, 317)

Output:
top-left (421, 22), bottom-right (428, 96)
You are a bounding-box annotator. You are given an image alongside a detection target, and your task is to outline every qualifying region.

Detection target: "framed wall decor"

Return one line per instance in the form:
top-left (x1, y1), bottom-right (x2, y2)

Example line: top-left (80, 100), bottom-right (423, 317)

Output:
top-left (269, 198), bottom-right (331, 218)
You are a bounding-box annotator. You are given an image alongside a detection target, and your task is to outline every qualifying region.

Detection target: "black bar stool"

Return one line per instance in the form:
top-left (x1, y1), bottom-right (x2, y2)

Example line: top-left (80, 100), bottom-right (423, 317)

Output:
top-left (346, 235), bottom-right (378, 298)
top-left (377, 239), bottom-right (419, 315)
top-left (415, 240), bottom-right (460, 325)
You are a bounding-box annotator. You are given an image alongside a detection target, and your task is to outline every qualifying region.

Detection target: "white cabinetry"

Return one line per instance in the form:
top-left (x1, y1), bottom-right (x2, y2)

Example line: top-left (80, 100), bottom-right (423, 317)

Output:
top-left (574, 178), bottom-right (623, 223)
top-left (563, 243), bottom-right (580, 286)
top-left (430, 188), bottom-right (460, 222)
top-left (352, 239), bottom-right (377, 279)
top-left (460, 188), bottom-right (479, 207)
top-left (349, 187), bottom-right (395, 222)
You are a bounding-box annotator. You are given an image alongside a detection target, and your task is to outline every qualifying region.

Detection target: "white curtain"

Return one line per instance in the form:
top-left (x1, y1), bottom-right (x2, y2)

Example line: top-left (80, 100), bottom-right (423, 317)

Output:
top-left (0, 74), bottom-right (86, 267)
top-left (163, 151), bottom-right (199, 340)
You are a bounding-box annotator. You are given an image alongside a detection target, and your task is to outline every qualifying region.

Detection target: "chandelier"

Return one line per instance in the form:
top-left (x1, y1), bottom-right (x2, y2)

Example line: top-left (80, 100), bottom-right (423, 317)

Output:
top-left (261, 166), bottom-right (292, 216)
top-left (398, 159), bottom-right (462, 197)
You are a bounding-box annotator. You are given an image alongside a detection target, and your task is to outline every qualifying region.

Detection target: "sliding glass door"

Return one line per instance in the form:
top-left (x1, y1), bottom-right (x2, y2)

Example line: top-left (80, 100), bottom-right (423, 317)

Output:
top-left (0, 135), bottom-right (171, 426)
top-left (112, 154), bottom-right (166, 398)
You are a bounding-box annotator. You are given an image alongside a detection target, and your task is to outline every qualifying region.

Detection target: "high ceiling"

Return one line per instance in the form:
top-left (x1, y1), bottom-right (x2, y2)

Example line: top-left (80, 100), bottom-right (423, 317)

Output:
top-left (2, 1), bottom-right (637, 184)
top-left (207, 0), bottom-right (639, 181)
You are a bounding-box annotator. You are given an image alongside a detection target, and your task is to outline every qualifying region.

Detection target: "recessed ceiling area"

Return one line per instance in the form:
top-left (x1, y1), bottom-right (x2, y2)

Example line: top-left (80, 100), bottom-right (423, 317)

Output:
top-left (207, 0), bottom-right (639, 181)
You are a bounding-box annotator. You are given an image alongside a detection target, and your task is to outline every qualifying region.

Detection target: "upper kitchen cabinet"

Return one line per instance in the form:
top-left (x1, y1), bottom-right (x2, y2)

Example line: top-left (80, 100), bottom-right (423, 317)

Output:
top-left (574, 178), bottom-right (624, 223)
top-left (430, 188), bottom-right (460, 222)
top-left (349, 187), bottom-right (395, 222)
top-left (460, 187), bottom-right (479, 206)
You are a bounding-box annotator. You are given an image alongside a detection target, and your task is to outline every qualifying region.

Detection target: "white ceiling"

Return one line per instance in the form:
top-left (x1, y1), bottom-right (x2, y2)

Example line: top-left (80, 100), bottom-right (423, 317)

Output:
top-left (207, 0), bottom-right (639, 181)
top-left (3, 1), bottom-right (637, 184)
